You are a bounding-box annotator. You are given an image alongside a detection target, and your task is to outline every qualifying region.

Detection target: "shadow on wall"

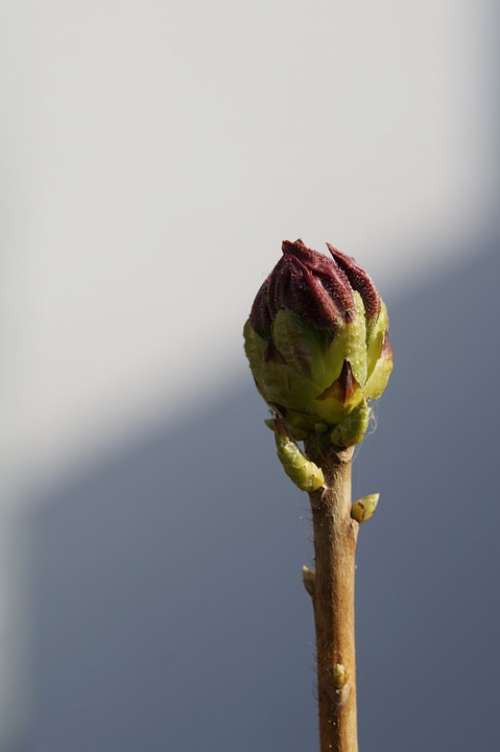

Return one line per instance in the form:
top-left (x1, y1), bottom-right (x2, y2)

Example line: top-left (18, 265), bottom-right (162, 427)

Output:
top-left (23, 230), bottom-right (500, 752)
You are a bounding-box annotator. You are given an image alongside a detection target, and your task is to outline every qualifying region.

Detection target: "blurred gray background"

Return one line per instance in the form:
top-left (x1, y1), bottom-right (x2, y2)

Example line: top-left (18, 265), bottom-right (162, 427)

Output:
top-left (1, 1), bottom-right (499, 750)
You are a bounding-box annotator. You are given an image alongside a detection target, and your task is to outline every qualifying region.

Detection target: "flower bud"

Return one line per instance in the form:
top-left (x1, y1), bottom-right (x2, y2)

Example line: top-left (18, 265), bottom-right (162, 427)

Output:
top-left (244, 240), bottom-right (393, 446)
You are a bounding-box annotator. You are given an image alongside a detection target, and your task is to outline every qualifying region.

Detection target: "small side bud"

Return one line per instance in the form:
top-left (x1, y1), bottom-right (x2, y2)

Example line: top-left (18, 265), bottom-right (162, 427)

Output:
top-left (351, 493), bottom-right (380, 523)
top-left (302, 565), bottom-right (315, 597)
top-left (273, 430), bottom-right (325, 493)
top-left (333, 663), bottom-right (348, 689)
top-left (333, 663), bottom-right (351, 706)
top-left (330, 401), bottom-right (371, 448)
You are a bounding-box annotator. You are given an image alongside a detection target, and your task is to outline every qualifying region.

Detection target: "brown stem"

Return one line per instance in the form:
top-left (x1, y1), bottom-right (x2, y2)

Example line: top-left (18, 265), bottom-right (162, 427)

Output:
top-left (305, 438), bottom-right (359, 752)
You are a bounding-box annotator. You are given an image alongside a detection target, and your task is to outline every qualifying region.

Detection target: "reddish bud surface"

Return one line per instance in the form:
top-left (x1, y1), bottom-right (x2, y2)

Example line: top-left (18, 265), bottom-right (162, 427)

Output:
top-left (250, 239), bottom-right (380, 337)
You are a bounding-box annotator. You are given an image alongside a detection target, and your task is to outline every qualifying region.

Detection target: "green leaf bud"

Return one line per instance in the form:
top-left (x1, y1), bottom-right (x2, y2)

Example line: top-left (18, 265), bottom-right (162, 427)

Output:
top-left (274, 431), bottom-right (325, 492)
top-left (351, 493), bottom-right (380, 523)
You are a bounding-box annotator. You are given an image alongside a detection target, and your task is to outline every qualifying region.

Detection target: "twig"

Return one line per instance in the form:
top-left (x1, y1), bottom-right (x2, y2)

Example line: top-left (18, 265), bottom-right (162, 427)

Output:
top-left (305, 439), bottom-right (359, 752)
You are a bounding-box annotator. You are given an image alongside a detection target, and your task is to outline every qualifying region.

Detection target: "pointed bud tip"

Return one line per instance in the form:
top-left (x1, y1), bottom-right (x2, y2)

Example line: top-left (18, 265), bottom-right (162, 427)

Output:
top-left (282, 238), bottom-right (306, 255)
top-left (302, 565), bottom-right (315, 597)
top-left (351, 493), bottom-right (380, 523)
top-left (326, 242), bottom-right (381, 319)
top-left (317, 360), bottom-right (361, 405)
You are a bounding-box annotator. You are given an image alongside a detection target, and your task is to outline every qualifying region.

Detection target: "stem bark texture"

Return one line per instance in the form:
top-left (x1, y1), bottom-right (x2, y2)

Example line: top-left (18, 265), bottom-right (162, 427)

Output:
top-left (305, 440), bottom-right (359, 752)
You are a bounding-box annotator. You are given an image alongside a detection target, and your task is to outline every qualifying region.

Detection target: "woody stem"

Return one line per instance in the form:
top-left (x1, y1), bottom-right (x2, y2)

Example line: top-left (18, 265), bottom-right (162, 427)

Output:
top-left (304, 439), bottom-right (359, 752)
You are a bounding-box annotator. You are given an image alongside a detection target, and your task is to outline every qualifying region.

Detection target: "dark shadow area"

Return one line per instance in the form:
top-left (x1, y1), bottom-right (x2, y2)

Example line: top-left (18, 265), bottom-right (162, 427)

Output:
top-left (23, 227), bottom-right (500, 751)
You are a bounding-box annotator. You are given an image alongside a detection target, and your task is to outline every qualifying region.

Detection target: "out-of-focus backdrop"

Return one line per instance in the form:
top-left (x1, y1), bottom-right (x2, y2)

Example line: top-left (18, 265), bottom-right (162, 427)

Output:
top-left (1, 1), bottom-right (499, 749)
